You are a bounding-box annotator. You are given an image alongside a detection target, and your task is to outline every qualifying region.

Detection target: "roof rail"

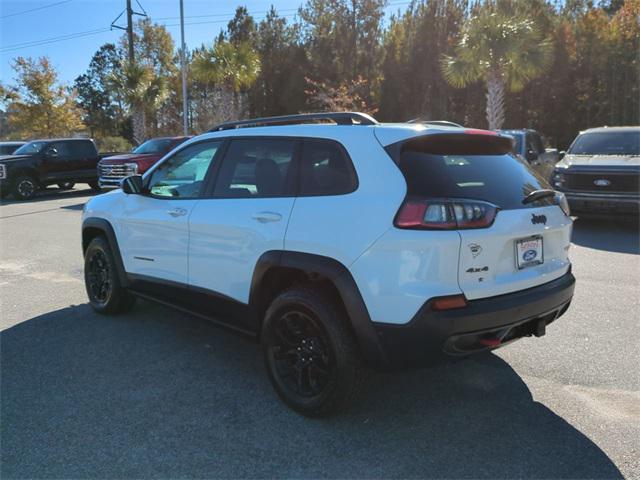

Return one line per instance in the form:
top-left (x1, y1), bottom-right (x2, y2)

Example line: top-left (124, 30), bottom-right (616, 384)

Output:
top-left (406, 119), bottom-right (464, 128)
top-left (209, 112), bottom-right (378, 132)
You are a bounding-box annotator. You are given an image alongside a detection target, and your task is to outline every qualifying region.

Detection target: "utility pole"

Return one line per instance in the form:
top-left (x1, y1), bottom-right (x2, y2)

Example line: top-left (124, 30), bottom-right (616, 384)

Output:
top-left (179, 0), bottom-right (188, 135)
top-left (126, 0), bottom-right (135, 63)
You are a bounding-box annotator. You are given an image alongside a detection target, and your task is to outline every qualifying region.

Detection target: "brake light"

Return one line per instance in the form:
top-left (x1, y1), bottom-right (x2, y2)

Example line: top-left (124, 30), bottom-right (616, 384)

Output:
top-left (395, 198), bottom-right (498, 230)
top-left (464, 128), bottom-right (498, 136)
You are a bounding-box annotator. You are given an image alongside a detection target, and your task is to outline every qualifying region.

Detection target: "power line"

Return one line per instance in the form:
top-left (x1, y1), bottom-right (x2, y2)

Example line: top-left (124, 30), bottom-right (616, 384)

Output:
top-left (0, 1), bottom-right (413, 53)
top-left (0, 0), bottom-right (72, 20)
top-left (0, 28), bottom-right (112, 53)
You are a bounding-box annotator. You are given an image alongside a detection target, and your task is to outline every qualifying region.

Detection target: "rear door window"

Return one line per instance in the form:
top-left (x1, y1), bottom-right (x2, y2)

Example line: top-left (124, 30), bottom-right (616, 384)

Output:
top-left (213, 138), bottom-right (297, 198)
top-left (398, 148), bottom-right (552, 210)
top-left (299, 139), bottom-right (357, 196)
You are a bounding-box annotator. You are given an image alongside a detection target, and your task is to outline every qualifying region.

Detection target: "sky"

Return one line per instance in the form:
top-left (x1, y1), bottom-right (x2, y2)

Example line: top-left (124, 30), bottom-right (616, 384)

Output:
top-left (1, 0), bottom-right (410, 86)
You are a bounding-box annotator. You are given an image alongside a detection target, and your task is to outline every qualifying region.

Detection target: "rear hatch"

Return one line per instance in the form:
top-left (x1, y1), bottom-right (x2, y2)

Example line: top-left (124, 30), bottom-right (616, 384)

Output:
top-left (386, 131), bottom-right (572, 300)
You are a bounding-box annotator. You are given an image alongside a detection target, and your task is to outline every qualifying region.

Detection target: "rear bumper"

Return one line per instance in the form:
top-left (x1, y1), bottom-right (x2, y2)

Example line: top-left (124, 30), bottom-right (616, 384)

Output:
top-left (564, 191), bottom-right (640, 216)
top-left (372, 270), bottom-right (575, 369)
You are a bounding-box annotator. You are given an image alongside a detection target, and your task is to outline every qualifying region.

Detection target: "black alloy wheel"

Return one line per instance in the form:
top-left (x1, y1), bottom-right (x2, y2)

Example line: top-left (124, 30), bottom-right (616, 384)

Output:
top-left (83, 236), bottom-right (135, 314)
top-left (269, 309), bottom-right (333, 398)
top-left (86, 249), bottom-right (112, 305)
top-left (262, 287), bottom-right (367, 416)
top-left (14, 175), bottom-right (38, 200)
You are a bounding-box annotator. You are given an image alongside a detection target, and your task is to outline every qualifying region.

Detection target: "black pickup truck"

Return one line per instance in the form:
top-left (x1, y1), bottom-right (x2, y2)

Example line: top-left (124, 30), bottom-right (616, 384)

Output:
top-left (0, 138), bottom-right (120, 200)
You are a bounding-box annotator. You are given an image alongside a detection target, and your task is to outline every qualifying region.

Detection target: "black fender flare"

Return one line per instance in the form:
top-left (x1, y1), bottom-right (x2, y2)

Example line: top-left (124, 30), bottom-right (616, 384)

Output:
top-left (82, 217), bottom-right (129, 287)
top-left (250, 250), bottom-right (389, 368)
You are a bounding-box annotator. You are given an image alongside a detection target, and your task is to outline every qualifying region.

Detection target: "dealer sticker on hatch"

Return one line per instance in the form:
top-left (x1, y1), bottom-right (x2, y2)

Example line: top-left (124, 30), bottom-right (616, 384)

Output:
top-left (516, 236), bottom-right (544, 269)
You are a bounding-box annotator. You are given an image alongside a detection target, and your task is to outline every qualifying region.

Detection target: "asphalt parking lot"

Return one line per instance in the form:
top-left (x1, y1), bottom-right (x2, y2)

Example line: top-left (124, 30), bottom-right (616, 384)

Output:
top-left (1, 187), bottom-right (639, 479)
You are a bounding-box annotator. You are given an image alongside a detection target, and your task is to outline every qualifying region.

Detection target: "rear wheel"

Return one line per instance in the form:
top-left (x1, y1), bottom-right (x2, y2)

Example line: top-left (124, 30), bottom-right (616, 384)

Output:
top-left (262, 286), bottom-right (367, 416)
top-left (84, 236), bottom-right (135, 314)
top-left (12, 175), bottom-right (38, 200)
top-left (57, 182), bottom-right (75, 190)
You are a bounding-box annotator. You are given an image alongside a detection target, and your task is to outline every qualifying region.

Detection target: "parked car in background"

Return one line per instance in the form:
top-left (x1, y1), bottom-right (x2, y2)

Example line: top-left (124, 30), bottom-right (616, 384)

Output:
top-left (0, 141), bottom-right (26, 155)
top-left (0, 138), bottom-right (120, 200)
top-left (551, 126), bottom-right (640, 218)
top-left (500, 129), bottom-right (559, 179)
top-left (81, 112), bottom-right (574, 416)
top-left (98, 136), bottom-right (191, 189)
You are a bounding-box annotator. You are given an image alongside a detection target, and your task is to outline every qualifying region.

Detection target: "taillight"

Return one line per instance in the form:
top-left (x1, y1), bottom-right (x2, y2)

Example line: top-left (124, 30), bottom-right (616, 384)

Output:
top-left (395, 198), bottom-right (498, 230)
top-left (555, 191), bottom-right (571, 217)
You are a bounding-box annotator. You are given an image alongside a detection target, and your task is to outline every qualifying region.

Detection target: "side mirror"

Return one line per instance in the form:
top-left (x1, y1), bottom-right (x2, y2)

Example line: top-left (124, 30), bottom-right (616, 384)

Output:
top-left (558, 151), bottom-right (566, 160)
top-left (46, 148), bottom-right (58, 158)
top-left (121, 175), bottom-right (144, 194)
top-left (526, 150), bottom-right (537, 162)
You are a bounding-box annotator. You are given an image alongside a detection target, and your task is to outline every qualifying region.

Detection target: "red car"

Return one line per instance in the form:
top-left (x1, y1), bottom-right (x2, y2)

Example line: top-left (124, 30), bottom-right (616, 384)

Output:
top-left (97, 136), bottom-right (191, 189)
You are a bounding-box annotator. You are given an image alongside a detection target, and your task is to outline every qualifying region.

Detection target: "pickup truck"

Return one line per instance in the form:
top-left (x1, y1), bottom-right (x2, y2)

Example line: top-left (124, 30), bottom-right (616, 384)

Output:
top-left (0, 138), bottom-right (120, 200)
top-left (499, 129), bottom-right (559, 179)
top-left (551, 126), bottom-right (640, 218)
top-left (97, 136), bottom-right (191, 189)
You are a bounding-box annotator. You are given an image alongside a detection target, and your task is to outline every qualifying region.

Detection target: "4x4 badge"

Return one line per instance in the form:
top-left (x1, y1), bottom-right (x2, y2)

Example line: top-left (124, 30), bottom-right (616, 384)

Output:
top-left (469, 243), bottom-right (482, 258)
top-left (531, 213), bottom-right (547, 225)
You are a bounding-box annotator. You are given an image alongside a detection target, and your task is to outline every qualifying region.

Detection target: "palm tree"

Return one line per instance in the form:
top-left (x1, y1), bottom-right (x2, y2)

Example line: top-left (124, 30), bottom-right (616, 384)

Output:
top-left (192, 40), bottom-right (260, 122)
top-left (109, 62), bottom-right (168, 144)
top-left (441, 7), bottom-right (553, 130)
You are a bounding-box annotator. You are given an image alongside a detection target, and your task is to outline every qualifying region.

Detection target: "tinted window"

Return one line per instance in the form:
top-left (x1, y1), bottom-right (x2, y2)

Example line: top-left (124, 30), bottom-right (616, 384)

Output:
top-left (299, 140), bottom-right (356, 195)
top-left (568, 131), bottom-right (640, 155)
top-left (134, 138), bottom-right (174, 155)
top-left (213, 138), bottom-right (296, 197)
top-left (68, 140), bottom-right (96, 157)
top-left (147, 141), bottom-right (221, 198)
top-left (47, 142), bottom-right (71, 157)
top-left (398, 150), bottom-right (552, 210)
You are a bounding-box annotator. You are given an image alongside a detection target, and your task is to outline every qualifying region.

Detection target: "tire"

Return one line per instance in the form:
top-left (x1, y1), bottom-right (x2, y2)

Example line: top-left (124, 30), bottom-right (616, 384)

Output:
top-left (84, 236), bottom-right (135, 314)
top-left (262, 286), bottom-right (367, 417)
top-left (12, 175), bottom-right (38, 200)
top-left (88, 180), bottom-right (101, 191)
top-left (58, 182), bottom-right (75, 190)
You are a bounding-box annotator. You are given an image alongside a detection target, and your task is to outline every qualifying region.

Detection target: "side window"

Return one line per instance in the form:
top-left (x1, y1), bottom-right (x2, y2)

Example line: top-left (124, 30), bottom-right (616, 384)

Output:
top-left (299, 139), bottom-right (357, 196)
top-left (47, 142), bottom-right (71, 158)
top-left (147, 141), bottom-right (222, 199)
top-left (68, 141), bottom-right (94, 157)
top-left (213, 138), bottom-right (296, 198)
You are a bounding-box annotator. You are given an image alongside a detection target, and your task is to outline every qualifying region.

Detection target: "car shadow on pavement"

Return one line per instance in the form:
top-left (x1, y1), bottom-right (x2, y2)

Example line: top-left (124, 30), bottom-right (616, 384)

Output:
top-left (571, 216), bottom-right (639, 255)
top-left (1, 302), bottom-right (622, 479)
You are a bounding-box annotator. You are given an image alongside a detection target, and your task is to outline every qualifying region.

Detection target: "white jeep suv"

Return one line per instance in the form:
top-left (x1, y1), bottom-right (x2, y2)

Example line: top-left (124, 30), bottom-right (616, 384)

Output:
top-left (82, 112), bottom-right (575, 416)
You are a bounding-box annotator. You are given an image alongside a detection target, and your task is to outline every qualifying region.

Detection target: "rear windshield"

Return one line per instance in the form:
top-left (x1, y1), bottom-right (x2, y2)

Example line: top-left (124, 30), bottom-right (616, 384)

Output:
top-left (568, 131), bottom-right (639, 156)
top-left (398, 150), bottom-right (552, 210)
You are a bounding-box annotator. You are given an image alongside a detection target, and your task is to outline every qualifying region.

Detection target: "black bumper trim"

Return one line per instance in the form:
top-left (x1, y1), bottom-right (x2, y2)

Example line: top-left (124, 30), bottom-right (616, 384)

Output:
top-left (373, 270), bottom-right (575, 369)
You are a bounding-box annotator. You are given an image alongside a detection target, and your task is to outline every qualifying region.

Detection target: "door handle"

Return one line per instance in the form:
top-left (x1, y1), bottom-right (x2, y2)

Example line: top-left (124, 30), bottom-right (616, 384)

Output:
top-left (167, 207), bottom-right (188, 217)
top-left (251, 211), bottom-right (282, 223)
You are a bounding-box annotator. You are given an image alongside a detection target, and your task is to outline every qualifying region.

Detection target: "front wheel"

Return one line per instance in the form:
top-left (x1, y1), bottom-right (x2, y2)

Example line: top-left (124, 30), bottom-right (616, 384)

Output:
top-left (12, 175), bottom-right (38, 200)
top-left (262, 286), bottom-right (367, 416)
top-left (88, 180), bottom-right (101, 191)
top-left (84, 236), bottom-right (135, 314)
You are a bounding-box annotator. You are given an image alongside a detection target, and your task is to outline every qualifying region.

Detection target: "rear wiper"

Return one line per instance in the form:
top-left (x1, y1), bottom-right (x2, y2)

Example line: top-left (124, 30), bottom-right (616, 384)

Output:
top-left (522, 189), bottom-right (556, 205)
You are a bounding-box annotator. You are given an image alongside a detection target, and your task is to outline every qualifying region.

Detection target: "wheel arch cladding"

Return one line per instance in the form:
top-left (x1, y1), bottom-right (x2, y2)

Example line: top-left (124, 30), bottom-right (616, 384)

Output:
top-left (250, 250), bottom-right (389, 368)
top-left (82, 217), bottom-right (129, 287)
